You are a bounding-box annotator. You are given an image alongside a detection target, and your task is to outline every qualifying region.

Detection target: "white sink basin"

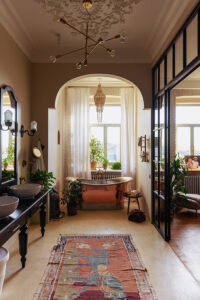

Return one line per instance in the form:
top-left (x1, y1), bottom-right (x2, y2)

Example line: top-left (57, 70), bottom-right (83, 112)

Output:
top-left (10, 184), bottom-right (42, 199)
top-left (0, 196), bottom-right (19, 219)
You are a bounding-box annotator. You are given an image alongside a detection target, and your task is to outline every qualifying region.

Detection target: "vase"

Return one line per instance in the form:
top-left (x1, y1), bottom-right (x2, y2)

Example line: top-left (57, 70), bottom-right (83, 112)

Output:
top-left (90, 161), bottom-right (97, 170)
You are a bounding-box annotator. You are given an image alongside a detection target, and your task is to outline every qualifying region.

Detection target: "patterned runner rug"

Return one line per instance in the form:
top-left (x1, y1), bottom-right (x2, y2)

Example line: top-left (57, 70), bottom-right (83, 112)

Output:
top-left (33, 234), bottom-right (157, 300)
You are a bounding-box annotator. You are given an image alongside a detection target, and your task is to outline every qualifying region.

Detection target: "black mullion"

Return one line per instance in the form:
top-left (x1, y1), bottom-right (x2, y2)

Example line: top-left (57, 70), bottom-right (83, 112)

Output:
top-left (152, 67), bottom-right (156, 223)
top-left (172, 43), bottom-right (175, 79)
top-left (183, 28), bottom-right (187, 68)
top-left (164, 91), bottom-right (169, 240)
top-left (0, 89), bottom-right (2, 183)
top-left (198, 8), bottom-right (200, 58)
top-left (157, 97), bottom-right (161, 228)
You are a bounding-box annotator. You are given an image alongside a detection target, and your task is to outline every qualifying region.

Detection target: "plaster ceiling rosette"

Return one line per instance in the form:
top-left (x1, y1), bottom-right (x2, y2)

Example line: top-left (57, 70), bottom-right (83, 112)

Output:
top-left (34, 0), bottom-right (142, 38)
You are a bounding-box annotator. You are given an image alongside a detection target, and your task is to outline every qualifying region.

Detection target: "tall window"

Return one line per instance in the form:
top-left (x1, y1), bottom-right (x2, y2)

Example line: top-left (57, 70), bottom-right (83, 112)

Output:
top-left (89, 104), bottom-right (121, 162)
top-left (176, 105), bottom-right (200, 156)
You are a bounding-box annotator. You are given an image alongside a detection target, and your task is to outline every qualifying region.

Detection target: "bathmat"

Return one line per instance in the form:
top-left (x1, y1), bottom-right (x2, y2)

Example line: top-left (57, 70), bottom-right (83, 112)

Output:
top-left (33, 234), bottom-right (157, 300)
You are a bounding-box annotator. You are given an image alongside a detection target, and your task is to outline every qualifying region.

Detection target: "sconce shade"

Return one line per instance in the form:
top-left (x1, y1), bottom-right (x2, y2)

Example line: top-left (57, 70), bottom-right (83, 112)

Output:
top-left (4, 110), bottom-right (13, 126)
top-left (94, 84), bottom-right (106, 123)
top-left (31, 121), bottom-right (37, 131)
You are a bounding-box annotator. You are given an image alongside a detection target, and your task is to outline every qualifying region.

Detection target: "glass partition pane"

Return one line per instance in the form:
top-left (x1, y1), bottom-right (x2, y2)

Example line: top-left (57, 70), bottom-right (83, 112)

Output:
top-left (194, 127), bottom-right (200, 155)
top-left (160, 60), bottom-right (165, 90)
top-left (167, 48), bottom-right (173, 83)
top-left (154, 68), bottom-right (158, 94)
top-left (175, 34), bottom-right (183, 76)
top-left (176, 127), bottom-right (190, 157)
top-left (186, 15), bottom-right (198, 65)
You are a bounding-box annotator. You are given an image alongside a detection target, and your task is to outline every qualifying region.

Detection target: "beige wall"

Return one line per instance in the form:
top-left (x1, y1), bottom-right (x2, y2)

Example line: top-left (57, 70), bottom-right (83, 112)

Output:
top-left (0, 23), bottom-right (32, 253)
top-left (0, 23), bottom-right (32, 181)
top-left (136, 98), bottom-right (152, 220)
top-left (31, 63), bottom-right (151, 165)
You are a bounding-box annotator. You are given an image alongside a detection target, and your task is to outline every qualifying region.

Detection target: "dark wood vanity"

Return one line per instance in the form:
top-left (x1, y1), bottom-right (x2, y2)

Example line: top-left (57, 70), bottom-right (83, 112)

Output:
top-left (0, 190), bottom-right (49, 268)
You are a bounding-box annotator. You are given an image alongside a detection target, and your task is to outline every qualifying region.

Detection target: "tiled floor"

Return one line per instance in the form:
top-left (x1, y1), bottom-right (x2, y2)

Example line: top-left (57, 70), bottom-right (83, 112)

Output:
top-left (170, 209), bottom-right (200, 284)
top-left (1, 207), bottom-right (200, 300)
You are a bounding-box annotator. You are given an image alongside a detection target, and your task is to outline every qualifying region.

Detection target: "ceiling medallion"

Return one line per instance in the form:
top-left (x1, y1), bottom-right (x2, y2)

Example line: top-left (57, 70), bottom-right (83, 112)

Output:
top-left (48, 0), bottom-right (131, 68)
top-left (35, 0), bottom-right (141, 37)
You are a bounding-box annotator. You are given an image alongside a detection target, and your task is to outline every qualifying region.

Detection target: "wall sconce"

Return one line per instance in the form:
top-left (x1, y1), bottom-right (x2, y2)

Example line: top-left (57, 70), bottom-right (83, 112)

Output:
top-left (0, 110), bottom-right (17, 135)
top-left (20, 121), bottom-right (37, 137)
top-left (1, 109), bottom-right (13, 131)
top-left (138, 135), bottom-right (149, 162)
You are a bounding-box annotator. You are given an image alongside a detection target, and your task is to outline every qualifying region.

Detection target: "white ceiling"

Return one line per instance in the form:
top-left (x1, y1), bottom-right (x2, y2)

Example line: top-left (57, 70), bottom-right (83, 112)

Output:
top-left (0, 0), bottom-right (198, 63)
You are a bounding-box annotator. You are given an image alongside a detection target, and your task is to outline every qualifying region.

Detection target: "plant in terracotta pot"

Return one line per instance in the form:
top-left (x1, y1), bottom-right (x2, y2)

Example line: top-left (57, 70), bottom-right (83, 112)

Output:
top-left (61, 179), bottom-right (83, 216)
top-left (29, 169), bottom-right (56, 190)
top-left (2, 158), bottom-right (8, 170)
top-left (102, 157), bottom-right (109, 170)
top-left (89, 136), bottom-right (103, 170)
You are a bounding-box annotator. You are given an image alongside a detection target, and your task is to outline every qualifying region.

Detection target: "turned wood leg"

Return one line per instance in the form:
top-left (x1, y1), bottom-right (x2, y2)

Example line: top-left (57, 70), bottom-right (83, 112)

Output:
top-left (127, 197), bottom-right (130, 215)
top-left (137, 198), bottom-right (140, 210)
top-left (40, 202), bottom-right (46, 237)
top-left (19, 224), bottom-right (28, 268)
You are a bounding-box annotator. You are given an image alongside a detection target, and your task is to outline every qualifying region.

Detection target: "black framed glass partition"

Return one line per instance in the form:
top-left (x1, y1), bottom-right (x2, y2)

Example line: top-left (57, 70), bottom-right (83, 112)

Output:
top-left (152, 2), bottom-right (200, 241)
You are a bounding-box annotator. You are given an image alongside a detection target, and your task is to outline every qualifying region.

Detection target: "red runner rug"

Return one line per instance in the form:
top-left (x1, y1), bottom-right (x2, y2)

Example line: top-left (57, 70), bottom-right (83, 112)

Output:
top-left (33, 235), bottom-right (157, 300)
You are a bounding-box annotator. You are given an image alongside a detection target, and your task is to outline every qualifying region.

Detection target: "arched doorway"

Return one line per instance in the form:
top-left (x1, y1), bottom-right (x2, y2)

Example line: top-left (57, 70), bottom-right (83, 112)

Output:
top-left (48, 74), bottom-right (151, 217)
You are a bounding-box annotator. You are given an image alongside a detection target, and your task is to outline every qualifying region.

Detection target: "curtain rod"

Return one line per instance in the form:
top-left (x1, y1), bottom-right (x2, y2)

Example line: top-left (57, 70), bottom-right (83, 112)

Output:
top-left (67, 86), bottom-right (133, 88)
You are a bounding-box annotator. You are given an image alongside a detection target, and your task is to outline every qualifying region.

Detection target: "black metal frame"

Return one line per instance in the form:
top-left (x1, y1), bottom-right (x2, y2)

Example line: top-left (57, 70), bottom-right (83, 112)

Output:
top-left (0, 85), bottom-right (18, 190)
top-left (152, 1), bottom-right (200, 240)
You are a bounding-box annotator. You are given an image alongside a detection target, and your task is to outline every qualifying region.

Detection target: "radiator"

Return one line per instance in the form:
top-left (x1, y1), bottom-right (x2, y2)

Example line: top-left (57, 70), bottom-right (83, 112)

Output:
top-left (91, 171), bottom-right (121, 180)
top-left (184, 176), bottom-right (200, 194)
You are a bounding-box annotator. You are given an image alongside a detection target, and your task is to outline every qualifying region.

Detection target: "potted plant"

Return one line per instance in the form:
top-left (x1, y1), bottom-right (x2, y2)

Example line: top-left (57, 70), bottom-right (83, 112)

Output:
top-left (61, 179), bottom-right (83, 216)
top-left (2, 158), bottom-right (8, 170)
top-left (102, 157), bottom-right (109, 170)
top-left (111, 161), bottom-right (121, 170)
top-left (2, 169), bottom-right (14, 182)
top-left (29, 169), bottom-right (56, 190)
top-left (7, 140), bottom-right (14, 167)
top-left (170, 154), bottom-right (188, 214)
top-left (89, 136), bottom-right (103, 170)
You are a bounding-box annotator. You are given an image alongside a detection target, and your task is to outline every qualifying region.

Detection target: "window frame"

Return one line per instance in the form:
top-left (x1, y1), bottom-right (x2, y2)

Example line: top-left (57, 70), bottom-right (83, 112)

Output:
top-left (89, 104), bottom-right (121, 162)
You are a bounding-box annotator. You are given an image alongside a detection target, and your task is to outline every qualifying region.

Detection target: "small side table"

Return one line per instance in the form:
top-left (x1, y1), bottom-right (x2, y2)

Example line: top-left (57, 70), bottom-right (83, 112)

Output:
top-left (124, 192), bottom-right (142, 215)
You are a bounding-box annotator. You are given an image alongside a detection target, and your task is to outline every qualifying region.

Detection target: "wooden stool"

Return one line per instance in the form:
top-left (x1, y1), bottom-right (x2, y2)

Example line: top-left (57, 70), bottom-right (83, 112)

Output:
top-left (124, 192), bottom-right (142, 214)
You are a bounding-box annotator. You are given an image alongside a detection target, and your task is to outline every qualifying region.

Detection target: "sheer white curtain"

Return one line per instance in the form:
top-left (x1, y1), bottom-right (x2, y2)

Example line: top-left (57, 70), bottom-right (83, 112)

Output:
top-left (65, 87), bottom-right (90, 178)
top-left (121, 87), bottom-right (138, 184)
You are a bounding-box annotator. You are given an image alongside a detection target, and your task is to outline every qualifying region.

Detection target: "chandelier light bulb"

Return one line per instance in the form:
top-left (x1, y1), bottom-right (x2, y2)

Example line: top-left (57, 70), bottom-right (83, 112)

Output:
top-left (82, 0), bottom-right (93, 9)
top-left (120, 31), bottom-right (127, 43)
top-left (76, 62), bottom-right (82, 70)
top-left (49, 55), bottom-right (57, 63)
top-left (110, 50), bottom-right (116, 58)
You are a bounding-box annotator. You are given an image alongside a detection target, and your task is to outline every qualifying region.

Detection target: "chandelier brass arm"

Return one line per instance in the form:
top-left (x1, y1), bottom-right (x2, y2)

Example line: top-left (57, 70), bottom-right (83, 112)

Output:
top-left (58, 17), bottom-right (112, 53)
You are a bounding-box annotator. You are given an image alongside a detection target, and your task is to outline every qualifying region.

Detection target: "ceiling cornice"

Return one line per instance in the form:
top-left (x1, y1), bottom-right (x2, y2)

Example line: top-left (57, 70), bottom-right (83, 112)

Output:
top-left (151, 0), bottom-right (199, 66)
top-left (0, 1), bottom-right (34, 61)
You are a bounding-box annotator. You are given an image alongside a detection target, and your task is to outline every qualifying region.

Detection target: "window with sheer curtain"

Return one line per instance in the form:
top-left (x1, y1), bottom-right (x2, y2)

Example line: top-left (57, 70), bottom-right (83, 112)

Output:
top-left (176, 105), bottom-right (200, 156)
top-left (89, 105), bottom-right (121, 163)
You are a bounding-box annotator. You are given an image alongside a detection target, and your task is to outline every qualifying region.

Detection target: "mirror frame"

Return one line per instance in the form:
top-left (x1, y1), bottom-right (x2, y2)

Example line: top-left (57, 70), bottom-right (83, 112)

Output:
top-left (0, 85), bottom-right (18, 188)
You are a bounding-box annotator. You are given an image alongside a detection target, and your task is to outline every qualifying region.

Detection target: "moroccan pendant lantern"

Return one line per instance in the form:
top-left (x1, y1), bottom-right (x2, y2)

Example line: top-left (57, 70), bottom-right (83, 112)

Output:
top-left (94, 84), bottom-right (106, 123)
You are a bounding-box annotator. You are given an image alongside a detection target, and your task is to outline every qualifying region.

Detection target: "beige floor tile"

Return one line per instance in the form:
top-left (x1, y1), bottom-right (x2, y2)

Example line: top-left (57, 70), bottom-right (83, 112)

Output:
top-left (1, 208), bottom-right (200, 300)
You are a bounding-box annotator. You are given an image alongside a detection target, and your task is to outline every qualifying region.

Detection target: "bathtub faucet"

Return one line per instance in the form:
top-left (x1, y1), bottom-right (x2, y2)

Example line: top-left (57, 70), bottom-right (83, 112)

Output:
top-left (97, 168), bottom-right (106, 183)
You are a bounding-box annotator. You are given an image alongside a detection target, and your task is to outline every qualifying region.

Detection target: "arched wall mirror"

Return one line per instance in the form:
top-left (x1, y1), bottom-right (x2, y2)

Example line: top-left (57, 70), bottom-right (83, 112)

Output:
top-left (0, 86), bottom-right (17, 186)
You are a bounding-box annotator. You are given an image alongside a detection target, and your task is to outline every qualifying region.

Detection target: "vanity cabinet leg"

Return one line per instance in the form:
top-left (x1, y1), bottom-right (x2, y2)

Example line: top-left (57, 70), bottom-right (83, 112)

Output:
top-left (40, 202), bottom-right (46, 237)
top-left (19, 224), bottom-right (28, 268)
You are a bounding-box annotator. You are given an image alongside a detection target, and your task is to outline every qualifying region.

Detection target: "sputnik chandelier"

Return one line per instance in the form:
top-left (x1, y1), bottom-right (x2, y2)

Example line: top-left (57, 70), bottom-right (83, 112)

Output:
top-left (49, 0), bottom-right (127, 69)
